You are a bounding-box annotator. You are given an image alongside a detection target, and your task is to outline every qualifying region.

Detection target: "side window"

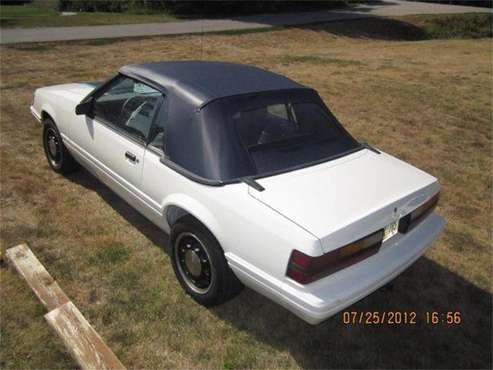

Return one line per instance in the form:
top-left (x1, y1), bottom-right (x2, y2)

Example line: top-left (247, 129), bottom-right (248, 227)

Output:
top-left (267, 104), bottom-right (289, 120)
top-left (93, 76), bottom-right (162, 141)
top-left (148, 98), bottom-right (168, 152)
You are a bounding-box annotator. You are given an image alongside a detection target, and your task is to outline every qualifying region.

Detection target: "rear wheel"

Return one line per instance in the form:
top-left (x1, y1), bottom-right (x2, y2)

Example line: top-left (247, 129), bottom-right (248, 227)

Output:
top-left (42, 118), bottom-right (78, 174)
top-left (170, 217), bottom-right (243, 306)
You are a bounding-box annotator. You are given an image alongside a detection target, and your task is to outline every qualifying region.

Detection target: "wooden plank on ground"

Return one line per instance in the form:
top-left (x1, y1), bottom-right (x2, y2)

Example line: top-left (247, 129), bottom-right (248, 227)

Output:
top-left (7, 243), bottom-right (126, 369)
top-left (45, 301), bottom-right (125, 370)
top-left (5, 243), bottom-right (69, 311)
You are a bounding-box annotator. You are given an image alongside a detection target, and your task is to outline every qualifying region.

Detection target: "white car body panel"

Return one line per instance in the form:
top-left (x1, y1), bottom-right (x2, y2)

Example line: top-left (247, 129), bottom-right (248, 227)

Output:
top-left (249, 149), bottom-right (439, 253)
top-left (31, 81), bottom-right (445, 324)
top-left (229, 213), bottom-right (444, 324)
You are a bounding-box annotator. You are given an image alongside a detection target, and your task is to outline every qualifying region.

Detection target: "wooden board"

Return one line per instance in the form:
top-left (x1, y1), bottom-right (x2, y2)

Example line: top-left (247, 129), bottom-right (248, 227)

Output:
top-left (5, 243), bottom-right (69, 311)
top-left (45, 301), bottom-right (126, 370)
top-left (7, 243), bottom-right (126, 370)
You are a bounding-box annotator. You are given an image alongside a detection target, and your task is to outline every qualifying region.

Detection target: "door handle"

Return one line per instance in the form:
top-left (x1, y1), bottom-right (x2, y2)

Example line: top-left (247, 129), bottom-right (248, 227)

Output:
top-left (125, 151), bottom-right (138, 163)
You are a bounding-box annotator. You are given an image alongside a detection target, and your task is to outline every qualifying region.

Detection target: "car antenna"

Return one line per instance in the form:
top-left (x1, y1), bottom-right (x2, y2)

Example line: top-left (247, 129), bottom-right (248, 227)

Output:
top-left (200, 1), bottom-right (204, 60)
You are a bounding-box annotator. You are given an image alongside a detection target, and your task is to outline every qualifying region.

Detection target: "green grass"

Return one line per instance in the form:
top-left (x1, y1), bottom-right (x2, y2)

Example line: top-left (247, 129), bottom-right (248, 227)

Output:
top-left (305, 13), bottom-right (492, 41)
top-left (0, 4), bottom-right (57, 18)
top-left (193, 13), bottom-right (492, 41)
top-left (406, 13), bottom-right (493, 39)
top-left (0, 4), bottom-right (179, 28)
top-left (93, 244), bottom-right (130, 265)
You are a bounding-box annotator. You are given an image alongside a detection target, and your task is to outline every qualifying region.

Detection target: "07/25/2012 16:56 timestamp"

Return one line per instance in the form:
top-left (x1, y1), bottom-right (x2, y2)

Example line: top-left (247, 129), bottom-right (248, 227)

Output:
top-left (342, 311), bottom-right (462, 325)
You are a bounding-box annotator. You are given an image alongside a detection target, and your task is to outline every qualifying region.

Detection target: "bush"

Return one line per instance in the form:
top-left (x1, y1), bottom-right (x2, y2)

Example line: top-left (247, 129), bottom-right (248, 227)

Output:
top-left (57, 0), bottom-right (349, 15)
top-left (162, 1), bottom-right (349, 16)
top-left (57, 0), bottom-right (129, 12)
top-left (0, 0), bottom-right (32, 4)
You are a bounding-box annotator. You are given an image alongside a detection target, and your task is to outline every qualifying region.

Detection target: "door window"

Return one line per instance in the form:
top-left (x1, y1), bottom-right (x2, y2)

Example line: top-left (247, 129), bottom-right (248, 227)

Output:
top-left (93, 76), bottom-right (162, 141)
top-left (148, 98), bottom-right (168, 152)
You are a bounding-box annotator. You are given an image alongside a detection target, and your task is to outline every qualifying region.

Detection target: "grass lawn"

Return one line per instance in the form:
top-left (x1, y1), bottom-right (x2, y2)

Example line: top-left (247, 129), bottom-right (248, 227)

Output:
top-left (402, 13), bottom-right (493, 38)
top-left (0, 15), bottom-right (492, 369)
top-left (0, 4), bottom-right (178, 28)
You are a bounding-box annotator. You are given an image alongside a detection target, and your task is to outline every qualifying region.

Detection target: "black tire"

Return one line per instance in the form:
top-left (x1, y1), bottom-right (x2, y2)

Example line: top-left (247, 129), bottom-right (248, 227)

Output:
top-left (43, 118), bottom-right (79, 174)
top-left (170, 216), bottom-right (243, 306)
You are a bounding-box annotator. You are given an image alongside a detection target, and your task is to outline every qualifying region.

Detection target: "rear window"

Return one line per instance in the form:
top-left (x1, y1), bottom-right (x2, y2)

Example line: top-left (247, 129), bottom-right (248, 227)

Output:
top-left (204, 90), bottom-right (360, 178)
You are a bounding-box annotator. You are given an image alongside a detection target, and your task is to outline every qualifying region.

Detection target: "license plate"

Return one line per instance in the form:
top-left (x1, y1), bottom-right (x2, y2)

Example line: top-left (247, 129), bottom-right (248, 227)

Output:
top-left (383, 220), bottom-right (399, 242)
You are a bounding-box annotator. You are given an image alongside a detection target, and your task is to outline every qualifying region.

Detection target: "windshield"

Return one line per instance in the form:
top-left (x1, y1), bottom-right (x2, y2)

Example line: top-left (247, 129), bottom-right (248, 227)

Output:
top-left (201, 89), bottom-right (361, 180)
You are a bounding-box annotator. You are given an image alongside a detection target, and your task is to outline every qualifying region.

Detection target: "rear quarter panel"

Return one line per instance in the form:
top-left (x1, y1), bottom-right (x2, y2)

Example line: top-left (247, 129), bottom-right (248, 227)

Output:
top-left (141, 149), bottom-right (322, 281)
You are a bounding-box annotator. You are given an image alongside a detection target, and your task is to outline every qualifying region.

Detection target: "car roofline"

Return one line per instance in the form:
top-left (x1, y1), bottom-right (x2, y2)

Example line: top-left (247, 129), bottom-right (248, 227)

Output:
top-left (119, 61), bottom-right (307, 107)
top-left (120, 69), bottom-right (313, 109)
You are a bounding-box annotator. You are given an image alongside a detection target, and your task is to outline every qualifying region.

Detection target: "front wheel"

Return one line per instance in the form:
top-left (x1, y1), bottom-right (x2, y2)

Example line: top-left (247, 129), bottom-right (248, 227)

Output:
top-left (170, 217), bottom-right (243, 306)
top-left (42, 118), bottom-right (78, 174)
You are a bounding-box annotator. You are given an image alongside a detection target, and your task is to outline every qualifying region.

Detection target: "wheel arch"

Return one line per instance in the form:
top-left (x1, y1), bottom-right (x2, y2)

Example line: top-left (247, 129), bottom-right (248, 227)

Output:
top-left (40, 103), bottom-right (58, 124)
top-left (163, 195), bottom-right (224, 250)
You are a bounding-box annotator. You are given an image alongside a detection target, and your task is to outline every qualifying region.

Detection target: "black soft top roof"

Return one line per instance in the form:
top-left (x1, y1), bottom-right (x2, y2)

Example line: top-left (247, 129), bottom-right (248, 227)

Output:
top-left (119, 61), bottom-right (307, 107)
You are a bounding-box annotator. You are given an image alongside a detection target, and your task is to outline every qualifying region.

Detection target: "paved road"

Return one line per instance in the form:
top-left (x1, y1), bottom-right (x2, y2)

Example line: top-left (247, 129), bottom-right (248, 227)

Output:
top-left (1, 0), bottom-right (491, 44)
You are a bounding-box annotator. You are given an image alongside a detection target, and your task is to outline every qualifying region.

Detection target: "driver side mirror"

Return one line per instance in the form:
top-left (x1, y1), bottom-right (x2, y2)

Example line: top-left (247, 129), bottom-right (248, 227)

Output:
top-left (75, 97), bottom-right (94, 116)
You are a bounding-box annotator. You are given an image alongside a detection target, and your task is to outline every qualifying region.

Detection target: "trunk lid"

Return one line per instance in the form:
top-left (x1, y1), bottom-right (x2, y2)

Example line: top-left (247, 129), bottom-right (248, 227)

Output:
top-left (249, 149), bottom-right (439, 254)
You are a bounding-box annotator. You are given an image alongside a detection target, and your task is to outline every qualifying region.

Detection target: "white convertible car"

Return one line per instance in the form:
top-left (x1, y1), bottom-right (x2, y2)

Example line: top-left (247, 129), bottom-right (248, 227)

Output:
top-left (31, 61), bottom-right (445, 324)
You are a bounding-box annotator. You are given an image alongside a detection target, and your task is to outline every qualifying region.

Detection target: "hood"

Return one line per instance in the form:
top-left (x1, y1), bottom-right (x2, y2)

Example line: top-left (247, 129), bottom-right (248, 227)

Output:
top-left (249, 149), bottom-right (439, 254)
top-left (37, 82), bottom-right (100, 104)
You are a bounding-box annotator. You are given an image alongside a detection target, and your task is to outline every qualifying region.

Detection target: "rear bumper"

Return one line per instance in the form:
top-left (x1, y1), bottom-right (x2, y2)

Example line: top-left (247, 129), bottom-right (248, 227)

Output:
top-left (228, 212), bottom-right (445, 325)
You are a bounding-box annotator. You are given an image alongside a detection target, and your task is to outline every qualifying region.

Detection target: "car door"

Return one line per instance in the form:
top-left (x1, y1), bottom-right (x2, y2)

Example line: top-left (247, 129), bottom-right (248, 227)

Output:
top-left (139, 97), bottom-right (174, 229)
top-left (88, 76), bottom-right (164, 205)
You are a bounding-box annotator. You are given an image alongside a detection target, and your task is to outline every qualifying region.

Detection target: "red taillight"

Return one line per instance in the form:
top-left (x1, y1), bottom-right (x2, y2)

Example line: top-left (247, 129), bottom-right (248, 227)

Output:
top-left (399, 192), bottom-right (440, 233)
top-left (286, 230), bottom-right (384, 284)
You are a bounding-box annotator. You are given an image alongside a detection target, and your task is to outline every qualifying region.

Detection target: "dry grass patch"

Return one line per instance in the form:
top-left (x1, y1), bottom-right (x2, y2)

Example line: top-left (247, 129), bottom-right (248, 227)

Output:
top-left (1, 17), bottom-right (492, 369)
